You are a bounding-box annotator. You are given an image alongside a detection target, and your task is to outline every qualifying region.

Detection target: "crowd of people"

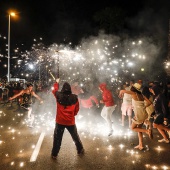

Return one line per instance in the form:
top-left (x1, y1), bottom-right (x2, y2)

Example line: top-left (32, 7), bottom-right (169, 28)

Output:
top-left (1, 78), bottom-right (170, 158)
top-left (50, 78), bottom-right (170, 158)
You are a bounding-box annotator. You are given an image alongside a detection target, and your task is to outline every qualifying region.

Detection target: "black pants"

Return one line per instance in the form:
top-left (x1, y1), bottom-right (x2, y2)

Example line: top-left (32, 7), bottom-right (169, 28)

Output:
top-left (51, 123), bottom-right (83, 156)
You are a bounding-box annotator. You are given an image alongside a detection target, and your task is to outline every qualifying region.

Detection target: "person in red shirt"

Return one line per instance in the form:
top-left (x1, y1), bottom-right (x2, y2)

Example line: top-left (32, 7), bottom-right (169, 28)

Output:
top-left (51, 79), bottom-right (84, 159)
top-left (78, 87), bottom-right (99, 109)
top-left (99, 83), bottom-right (116, 136)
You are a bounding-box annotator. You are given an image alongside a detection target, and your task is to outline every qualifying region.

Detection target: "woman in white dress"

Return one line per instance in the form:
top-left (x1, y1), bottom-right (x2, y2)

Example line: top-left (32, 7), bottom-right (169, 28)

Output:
top-left (119, 83), bottom-right (153, 150)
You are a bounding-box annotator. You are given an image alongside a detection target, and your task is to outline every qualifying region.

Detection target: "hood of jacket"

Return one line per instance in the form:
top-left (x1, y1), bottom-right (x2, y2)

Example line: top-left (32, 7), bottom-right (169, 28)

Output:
top-left (61, 82), bottom-right (71, 94)
top-left (99, 83), bottom-right (107, 91)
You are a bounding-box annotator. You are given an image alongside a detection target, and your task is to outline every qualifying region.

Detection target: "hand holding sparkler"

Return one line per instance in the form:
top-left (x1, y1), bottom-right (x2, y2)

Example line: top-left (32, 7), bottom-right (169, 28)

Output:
top-left (56, 78), bottom-right (60, 83)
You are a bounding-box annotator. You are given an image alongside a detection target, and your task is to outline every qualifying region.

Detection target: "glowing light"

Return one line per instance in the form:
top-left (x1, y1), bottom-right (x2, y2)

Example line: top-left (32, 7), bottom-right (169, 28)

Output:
top-left (29, 64), bottom-right (34, 69)
top-left (145, 164), bottom-right (151, 168)
top-left (127, 62), bottom-right (133, 67)
top-left (32, 145), bottom-right (35, 149)
top-left (10, 12), bottom-right (16, 16)
top-left (108, 145), bottom-right (113, 151)
top-left (162, 166), bottom-right (168, 170)
top-left (20, 162), bottom-right (24, 167)
top-left (152, 166), bottom-right (158, 169)
top-left (10, 162), bottom-right (15, 166)
top-left (11, 129), bottom-right (15, 133)
top-left (138, 40), bottom-right (142, 44)
top-left (119, 144), bottom-right (125, 149)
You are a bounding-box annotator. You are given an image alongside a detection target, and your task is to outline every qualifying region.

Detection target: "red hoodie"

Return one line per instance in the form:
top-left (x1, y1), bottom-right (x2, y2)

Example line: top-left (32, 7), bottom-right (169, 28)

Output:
top-left (99, 83), bottom-right (114, 107)
top-left (52, 82), bottom-right (79, 125)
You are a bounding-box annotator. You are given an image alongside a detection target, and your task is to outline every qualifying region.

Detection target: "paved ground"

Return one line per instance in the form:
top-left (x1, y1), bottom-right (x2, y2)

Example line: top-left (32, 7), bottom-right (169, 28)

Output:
top-left (0, 95), bottom-right (170, 170)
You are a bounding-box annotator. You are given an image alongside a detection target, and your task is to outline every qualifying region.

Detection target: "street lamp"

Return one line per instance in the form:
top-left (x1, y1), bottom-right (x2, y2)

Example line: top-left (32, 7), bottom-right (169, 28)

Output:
top-left (46, 65), bottom-right (48, 85)
top-left (8, 12), bottom-right (15, 82)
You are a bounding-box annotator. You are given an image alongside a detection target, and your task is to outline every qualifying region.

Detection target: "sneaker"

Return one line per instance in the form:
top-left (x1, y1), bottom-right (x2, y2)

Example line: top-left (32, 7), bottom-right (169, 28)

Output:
top-left (77, 148), bottom-right (85, 155)
top-left (158, 138), bottom-right (169, 143)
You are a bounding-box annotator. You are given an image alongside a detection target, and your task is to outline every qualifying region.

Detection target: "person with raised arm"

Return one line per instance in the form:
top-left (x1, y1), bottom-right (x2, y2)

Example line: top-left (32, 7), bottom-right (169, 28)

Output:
top-left (51, 78), bottom-right (84, 159)
top-left (9, 83), bottom-right (43, 127)
top-left (119, 83), bottom-right (153, 150)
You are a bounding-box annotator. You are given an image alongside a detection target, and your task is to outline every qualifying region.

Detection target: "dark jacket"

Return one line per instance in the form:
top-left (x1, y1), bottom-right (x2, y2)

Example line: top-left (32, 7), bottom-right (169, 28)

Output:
top-left (152, 85), bottom-right (169, 118)
top-left (52, 82), bottom-right (79, 125)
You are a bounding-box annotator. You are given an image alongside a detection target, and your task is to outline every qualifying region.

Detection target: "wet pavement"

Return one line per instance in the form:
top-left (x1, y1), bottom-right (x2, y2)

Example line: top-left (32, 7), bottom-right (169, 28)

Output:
top-left (0, 96), bottom-right (170, 170)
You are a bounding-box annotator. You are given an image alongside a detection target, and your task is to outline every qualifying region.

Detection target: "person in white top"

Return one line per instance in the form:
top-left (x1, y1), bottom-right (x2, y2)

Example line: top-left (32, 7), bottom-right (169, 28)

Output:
top-left (121, 83), bottom-right (133, 128)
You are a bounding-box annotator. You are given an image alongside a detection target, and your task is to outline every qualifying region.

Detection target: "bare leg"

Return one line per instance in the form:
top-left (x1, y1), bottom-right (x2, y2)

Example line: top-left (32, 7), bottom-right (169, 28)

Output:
top-left (131, 122), bottom-right (153, 140)
top-left (153, 123), bottom-right (169, 140)
top-left (153, 123), bottom-right (170, 131)
top-left (128, 116), bottom-right (132, 128)
top-left (122, 114), bottom-right (125, 126)
top-left (131, 122), bottom-right (147, 133)
top-left (28, 107), bottom-right (32, 119)
top-left (30, 114), bottom-right (35, 126)
top-left (27, 108), bottom-right (34, 127)
top-left (132, 123), bottom-right (144, 149)
top-left (138, 132), bottom-right (144, 149)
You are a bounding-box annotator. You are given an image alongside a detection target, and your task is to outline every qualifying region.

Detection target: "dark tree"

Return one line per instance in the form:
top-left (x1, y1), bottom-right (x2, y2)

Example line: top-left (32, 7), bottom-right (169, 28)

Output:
top-left (93, 7), bottom-right (126, 34)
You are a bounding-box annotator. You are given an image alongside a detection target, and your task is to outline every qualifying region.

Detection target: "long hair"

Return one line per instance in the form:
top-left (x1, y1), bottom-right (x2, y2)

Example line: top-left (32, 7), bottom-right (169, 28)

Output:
top-left (57, 82), bottom-right (77, 108)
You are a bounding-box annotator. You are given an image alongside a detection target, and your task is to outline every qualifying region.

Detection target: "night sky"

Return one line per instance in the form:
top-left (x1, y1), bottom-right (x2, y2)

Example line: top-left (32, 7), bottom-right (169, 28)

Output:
top-left (0, 0), bottom-right (170, 81)
top-left (0, 0), bottom-right (170, 47)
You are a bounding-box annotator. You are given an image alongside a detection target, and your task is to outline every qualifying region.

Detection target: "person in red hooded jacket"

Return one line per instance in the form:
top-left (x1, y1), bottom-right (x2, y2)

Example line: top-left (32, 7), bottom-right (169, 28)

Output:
top-left (51, 79), bottom-right (84, 159)
top-left (99, 83), bottom-right (116, 136)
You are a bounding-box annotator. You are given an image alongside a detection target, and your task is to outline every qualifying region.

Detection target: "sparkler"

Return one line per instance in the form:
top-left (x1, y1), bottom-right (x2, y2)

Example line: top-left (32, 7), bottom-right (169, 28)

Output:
top-left (13, 33), bottom-right (160, 85)
top-left (48, 70), bottom-right (55, 81)
top-left (56, 51), bottom-right (59, 78)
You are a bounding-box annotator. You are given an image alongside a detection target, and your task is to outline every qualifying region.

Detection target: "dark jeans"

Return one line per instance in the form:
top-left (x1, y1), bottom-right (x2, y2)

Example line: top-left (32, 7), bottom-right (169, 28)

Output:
top-left (51, 123), bottom-right (83, 156)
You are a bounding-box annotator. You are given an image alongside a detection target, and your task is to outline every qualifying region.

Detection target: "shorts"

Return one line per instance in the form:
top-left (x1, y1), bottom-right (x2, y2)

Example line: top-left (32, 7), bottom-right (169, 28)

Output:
top-left (121, 103), bottom-right (132, 116)
top-left (20, 103), bottom-right (32, 111)
top-left (154, 114), bottom-right (164, 125)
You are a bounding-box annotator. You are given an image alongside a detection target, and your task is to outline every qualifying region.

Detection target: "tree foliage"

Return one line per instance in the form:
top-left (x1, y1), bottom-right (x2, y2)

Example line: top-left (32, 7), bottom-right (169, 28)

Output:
top-left (93, 7), bottom-right (126, 34)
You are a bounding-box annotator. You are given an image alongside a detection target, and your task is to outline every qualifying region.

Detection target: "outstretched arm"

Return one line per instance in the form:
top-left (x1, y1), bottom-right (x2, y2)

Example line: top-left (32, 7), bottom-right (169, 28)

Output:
top-left (32, 91), bottom-right (43, 103)
top-left (9, 90), bottom-right (24, 100)
top-left (119, 90), bottom-right (134, 98)
top-left (90, 96), bottom-right (99, 107)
